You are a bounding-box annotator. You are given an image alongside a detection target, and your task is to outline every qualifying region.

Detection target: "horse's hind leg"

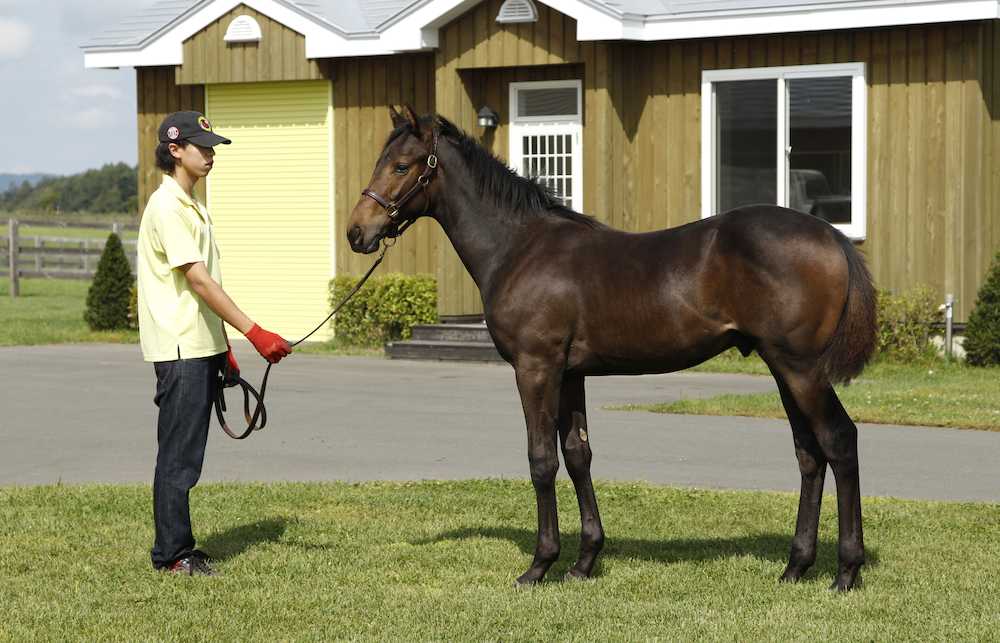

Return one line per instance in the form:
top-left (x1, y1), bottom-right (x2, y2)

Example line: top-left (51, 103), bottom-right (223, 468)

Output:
top-left (513, 358), bottom-right (564, 586)
top-left (557, 375), bottom-right (604, 580)
top-left (770, 371), bottom-right (828, 583)
top-left (765, 354), bottom-right (865, 591)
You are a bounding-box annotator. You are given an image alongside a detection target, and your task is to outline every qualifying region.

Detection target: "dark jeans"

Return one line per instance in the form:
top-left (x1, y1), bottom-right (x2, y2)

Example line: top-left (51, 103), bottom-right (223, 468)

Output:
top-left (150, 352), bottom-right (225, 568)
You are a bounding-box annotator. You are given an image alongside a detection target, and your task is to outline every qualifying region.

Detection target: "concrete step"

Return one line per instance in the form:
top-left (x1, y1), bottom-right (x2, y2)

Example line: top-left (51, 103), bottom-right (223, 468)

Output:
top-left (410, 323), bottom-right (492, 344)
top-left (386, 339), bottom-right (505, 363)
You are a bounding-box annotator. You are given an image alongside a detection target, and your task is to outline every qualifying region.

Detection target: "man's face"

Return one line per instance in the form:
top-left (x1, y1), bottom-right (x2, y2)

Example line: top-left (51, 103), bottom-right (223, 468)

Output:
top-left (170, 142), bottom-right (215, 178)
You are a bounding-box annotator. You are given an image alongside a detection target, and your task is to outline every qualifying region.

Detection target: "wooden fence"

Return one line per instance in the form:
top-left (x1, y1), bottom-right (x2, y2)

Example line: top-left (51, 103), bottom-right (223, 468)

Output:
top-left (2, 219), bottom-right (138, 297)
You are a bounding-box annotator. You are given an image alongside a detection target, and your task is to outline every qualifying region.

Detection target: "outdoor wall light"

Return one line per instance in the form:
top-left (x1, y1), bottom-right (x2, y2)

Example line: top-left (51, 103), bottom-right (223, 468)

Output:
top-left (477, 106), bottom-right (499, 129)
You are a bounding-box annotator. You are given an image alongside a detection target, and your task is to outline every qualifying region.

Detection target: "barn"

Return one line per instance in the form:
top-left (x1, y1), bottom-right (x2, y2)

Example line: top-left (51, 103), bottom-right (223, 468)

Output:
top-left (84, 0), bottom-right (1000, 335)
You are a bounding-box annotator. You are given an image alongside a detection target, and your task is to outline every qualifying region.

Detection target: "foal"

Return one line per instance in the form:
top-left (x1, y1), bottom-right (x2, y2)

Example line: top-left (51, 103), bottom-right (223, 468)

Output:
top-left (348, 106), bottom-right (876, 591)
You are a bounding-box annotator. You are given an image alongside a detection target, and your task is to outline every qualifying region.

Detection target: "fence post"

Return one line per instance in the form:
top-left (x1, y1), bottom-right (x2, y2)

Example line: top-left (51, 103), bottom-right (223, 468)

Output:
top-left (7, 218), bottom-right (18, 298)
top-left (112, 222), bottom-right (121, 237)
top-left (34, 236), bottom-right (41, 272)
top-left (82, 238), bottom-right (89, 273)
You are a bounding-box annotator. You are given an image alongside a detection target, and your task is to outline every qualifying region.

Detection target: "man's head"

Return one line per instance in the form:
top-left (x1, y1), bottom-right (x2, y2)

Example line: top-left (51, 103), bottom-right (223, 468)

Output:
top-left (155, 111), bottom-right (231, 177)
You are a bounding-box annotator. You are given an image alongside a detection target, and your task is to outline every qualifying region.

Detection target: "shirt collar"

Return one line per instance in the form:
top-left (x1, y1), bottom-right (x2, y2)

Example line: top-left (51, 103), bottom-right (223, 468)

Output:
top-left (161, 174), bottom-right (209, 223)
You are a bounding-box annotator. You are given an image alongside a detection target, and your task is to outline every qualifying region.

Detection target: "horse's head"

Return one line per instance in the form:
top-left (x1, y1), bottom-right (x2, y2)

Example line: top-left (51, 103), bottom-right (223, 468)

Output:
top-left (347, 105), bottom-right (440, 254)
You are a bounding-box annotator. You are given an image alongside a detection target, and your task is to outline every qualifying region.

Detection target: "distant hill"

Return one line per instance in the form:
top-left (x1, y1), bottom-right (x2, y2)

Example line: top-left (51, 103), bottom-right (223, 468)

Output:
top-left (0, 174), bottom-right (51, 192)
top-left (0, 164), bottom-right (137, 214)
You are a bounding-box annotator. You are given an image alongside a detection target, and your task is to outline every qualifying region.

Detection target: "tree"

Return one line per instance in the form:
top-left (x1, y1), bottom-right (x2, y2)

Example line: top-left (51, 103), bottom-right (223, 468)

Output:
top-left (84, 233), bottom-right (134, 331)
top-left (963, 251), bottom-right (1000, 366)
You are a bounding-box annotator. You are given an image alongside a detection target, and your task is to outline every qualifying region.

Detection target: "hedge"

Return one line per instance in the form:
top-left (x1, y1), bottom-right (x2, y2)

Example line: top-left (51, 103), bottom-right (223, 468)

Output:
top-left (329, 273), bottom-right (438, 347)
top-left (875, 285), bottom-right (941, 362)
top-left (84, 233), bottom-right (133, 331)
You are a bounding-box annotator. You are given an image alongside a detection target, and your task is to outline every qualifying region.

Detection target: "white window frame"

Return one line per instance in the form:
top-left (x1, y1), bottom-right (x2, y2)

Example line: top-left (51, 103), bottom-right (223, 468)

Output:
top-left (701, 62), bottom-right (867, 240)
top-left (509, 80), bottom-right (584, 211)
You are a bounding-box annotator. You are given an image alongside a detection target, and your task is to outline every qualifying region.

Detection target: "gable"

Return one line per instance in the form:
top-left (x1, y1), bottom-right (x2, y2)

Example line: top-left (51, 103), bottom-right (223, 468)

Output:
top-left (177, 4), bottom-right (332, 84)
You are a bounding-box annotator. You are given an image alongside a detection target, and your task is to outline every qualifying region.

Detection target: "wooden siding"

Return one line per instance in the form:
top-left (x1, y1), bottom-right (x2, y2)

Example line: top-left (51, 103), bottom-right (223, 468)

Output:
top-left (176, 4), bottom-right (332, 85)
top-left (436, 4), bottom-right (998, 319)
top-left (616, 23), bottom-right (998, 321)
top-left (331, 54), bottom-right (441, 281)
top-left (136, 67), bottom-right (206, 212)
top-left (206, 81), bottom-right (334, 340)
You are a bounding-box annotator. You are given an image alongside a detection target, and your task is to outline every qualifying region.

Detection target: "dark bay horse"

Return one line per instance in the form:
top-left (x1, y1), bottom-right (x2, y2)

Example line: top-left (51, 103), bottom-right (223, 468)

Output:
top-left (348, 106), bottom-right (877, 591)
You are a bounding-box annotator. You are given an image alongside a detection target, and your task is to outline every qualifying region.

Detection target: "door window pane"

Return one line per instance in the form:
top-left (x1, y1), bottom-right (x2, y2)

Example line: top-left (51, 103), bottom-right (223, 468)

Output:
top-left (716, 79), bottom-right (777, 212)
top-left (788, 76), bottom-right (852, 224)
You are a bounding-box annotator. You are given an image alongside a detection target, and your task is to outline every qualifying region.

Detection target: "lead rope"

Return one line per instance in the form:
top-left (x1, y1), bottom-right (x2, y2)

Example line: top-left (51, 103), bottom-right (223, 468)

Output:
top-left (214, 241), bottom-right (393, 439)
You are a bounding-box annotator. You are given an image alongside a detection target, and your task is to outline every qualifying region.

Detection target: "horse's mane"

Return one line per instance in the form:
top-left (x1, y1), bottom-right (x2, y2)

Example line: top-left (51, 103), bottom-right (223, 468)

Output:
top-left (390, 115), bottom-right (603, 229)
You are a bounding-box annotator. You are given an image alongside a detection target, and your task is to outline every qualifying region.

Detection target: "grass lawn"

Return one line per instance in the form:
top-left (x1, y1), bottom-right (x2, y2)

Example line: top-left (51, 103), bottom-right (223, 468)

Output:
top-left (612, 359), bottom-right (1000, 431)
top-left (0, 277), bottom-right (137, 346)
top-left (2, 481), bottom-right (998, 641)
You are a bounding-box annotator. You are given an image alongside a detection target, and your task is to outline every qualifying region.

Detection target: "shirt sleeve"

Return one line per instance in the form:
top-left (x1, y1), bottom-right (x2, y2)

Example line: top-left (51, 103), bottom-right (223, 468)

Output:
top-left (152, 209), bottom-right (204, 270)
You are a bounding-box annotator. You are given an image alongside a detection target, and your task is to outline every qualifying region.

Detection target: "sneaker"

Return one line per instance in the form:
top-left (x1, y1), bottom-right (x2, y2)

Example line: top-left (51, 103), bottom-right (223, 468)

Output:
top-left (162, 550), bottom-right (216, 576)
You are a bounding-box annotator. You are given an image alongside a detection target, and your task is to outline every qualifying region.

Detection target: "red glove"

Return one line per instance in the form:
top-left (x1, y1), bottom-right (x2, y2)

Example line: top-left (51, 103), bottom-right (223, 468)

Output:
top-left (223, 344), bottom-right (240, 384)
top-left (244, 323), bottom-right (292, 364)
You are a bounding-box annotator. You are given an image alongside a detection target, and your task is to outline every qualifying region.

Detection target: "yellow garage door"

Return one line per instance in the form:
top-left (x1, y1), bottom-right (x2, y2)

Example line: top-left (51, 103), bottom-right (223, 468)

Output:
top-left (206, 80), bottom-right (333, 341)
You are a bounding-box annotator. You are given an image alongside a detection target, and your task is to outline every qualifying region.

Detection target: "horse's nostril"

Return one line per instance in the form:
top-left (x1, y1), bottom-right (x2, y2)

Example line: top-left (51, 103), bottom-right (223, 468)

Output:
top-left (348, 225), bottom-right (362, 246)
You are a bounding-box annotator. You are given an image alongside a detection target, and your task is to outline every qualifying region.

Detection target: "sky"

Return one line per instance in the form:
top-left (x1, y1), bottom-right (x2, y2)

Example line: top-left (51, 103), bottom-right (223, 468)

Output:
top-left (0, 0), bottom-right (148, 175)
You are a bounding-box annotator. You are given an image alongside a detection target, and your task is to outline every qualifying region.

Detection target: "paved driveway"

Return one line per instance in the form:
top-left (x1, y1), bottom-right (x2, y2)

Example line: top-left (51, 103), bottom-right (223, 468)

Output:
top-left (2, 344), bottom-right (998, 502)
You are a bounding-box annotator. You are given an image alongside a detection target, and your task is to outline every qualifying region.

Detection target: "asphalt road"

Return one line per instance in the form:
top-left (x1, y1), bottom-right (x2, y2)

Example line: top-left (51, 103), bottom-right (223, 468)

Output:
top-left (2, 344), bottom-right (998, 502)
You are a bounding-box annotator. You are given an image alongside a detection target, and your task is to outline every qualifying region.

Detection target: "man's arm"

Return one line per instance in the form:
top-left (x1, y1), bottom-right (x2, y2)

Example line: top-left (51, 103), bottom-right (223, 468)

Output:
top-left (179, 261), bottom-right (291, 363)
top-left (180, 261), bottom-right (253, 333)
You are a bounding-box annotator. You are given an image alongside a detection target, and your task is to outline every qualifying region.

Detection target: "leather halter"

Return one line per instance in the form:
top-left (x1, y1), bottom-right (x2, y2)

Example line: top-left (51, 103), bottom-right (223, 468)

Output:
top-left (361, 130), bottom-right (439, 237)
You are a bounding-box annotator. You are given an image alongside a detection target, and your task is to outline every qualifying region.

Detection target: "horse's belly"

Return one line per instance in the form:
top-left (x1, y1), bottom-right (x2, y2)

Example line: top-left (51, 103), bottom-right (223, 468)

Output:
top-left (567, 328), bottom-right (734, 376)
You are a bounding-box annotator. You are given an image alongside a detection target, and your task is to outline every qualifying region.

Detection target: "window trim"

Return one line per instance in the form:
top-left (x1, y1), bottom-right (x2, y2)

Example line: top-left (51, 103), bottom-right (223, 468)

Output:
top-left (700, 62), bottom-right (867, 240)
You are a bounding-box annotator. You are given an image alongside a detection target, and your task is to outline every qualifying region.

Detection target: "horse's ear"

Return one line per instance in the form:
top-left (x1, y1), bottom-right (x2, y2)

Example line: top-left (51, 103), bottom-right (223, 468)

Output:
top-left (389, 105), bottom-right (407, 129)
top-left (402, 104), bottom-right (421, 132)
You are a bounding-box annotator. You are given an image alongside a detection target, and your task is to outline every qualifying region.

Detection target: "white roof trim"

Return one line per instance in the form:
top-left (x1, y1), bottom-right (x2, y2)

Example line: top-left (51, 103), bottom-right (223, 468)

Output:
top-left (84, 0), bottom-right (1000, 69)
top-left (628, 0), bottom-right (1000, 41)
top-left (84, 0), bottom-right (396, 69)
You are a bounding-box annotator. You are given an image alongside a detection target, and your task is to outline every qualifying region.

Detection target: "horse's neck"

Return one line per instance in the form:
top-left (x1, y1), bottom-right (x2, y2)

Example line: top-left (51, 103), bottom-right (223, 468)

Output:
top-left (431, 149), bottom-right (527, 296)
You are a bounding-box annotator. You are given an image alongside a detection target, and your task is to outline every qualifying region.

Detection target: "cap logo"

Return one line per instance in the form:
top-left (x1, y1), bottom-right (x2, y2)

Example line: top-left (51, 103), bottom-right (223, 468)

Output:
top-left (166, 126), bottom-right (180, 140)
top-left (198, 116), bottom-right (212, 131)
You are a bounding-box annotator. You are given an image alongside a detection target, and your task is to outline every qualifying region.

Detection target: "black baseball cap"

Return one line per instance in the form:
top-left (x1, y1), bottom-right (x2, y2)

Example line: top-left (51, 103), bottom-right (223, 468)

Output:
top-left (158, 111), bottom-right (231, 147)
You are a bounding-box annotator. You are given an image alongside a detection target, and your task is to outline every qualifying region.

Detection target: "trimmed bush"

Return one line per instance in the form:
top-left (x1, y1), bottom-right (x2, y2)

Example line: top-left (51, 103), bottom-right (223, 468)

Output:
top-left (964, 251), bottom-right (1000, 366)
top-left (329, 273), bottom-right (438, 347)
top-left (128, 284), bottom-right (139, 331)
top-left (84, 233), bottom-right (133, 330)
top-left (875, 285), bottom-right (941, 362)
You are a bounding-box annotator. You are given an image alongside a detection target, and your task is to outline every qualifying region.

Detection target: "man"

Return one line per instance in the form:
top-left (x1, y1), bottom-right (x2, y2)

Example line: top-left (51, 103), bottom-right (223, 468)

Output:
top-left (136, 111), bottom-right (291, 576)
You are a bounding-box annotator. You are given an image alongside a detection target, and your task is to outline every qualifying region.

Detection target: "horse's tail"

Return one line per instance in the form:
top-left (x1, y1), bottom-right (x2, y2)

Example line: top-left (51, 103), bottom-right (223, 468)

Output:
top-left (819, 231), bottom-right (878, 384)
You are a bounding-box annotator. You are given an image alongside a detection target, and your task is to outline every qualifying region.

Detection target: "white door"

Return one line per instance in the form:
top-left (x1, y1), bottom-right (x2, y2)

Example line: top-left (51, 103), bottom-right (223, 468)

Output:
top-left (508, 80), bottom-right (583, 211)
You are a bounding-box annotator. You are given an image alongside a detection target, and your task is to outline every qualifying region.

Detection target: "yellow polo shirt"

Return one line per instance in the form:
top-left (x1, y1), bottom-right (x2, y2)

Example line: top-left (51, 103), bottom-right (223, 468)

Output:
top-left (136, 174), bottom-right (227, 362)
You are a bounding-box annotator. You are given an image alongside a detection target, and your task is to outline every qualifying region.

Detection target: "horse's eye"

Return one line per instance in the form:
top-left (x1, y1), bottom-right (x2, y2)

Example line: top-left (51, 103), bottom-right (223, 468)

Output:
top-left (394, 163), bottom-right (409, 174)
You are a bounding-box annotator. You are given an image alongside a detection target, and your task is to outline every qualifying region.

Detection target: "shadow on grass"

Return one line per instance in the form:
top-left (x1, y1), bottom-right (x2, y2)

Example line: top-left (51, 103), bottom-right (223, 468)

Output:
top-left (413, 526), bottom-right (879, 581)
top-left (201, 517), bottom-right (288, 562)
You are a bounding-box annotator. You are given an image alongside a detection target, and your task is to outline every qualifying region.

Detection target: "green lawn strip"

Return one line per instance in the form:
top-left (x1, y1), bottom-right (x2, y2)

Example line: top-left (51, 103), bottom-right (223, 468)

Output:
top-left (689, 347), bottom-right (773, 375)
top-left (294, 339), bottom-right (384, 357)
top-left (18, 224), bottom-right (138, 243)
top-left (612, 360), bottom-right (1000, 431)
top-left (2, 481), bottom-right (998, 641)
top-left (0, 278), bottom-right (137, 346)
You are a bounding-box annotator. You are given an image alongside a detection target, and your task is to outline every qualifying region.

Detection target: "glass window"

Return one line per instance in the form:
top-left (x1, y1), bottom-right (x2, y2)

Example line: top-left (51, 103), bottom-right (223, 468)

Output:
top-left (702, 63), bottom-right (866, 239)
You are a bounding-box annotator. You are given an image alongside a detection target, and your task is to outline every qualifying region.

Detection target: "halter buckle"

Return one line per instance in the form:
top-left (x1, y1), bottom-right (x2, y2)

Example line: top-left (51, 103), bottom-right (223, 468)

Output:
top-left (427, 154), bottom-right (438, 169)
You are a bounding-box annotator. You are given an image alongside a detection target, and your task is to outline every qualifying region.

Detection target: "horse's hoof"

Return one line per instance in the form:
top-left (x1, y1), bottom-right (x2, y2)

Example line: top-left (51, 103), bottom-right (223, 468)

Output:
top-left (564, 569), bottom-right (591, 582)
top-left (779, 567), bottom-right (804, 584)
top-left (514, 573), bottom-right (541, 589)
top-left (829, 572), bottom-right (862, 592)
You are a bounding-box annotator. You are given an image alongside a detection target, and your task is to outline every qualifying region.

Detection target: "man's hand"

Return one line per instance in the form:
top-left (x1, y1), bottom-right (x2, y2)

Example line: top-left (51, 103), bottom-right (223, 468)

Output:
top-left (245, 324), bottom-right (292, 363)
top-left (223, 344), bottom-right (240, 386)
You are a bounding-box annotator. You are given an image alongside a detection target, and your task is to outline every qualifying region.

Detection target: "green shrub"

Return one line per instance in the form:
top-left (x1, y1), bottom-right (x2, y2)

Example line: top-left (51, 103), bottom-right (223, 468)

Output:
top-left (84, 233), bottom-right (134, 330)
top-left (329, 273), bottom-right (438, 347)
top-left (128, 283), bottom-right (139, 331)
top-left (875, 285), bottom-right (941, 362)
top-left (964, 251), bottom-right (1000, 366)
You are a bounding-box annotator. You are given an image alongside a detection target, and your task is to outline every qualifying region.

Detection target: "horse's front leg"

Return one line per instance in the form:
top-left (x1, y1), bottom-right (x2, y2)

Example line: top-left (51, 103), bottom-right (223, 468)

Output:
top-left (513, 357), bottom-right (564, 586)
top-left (558, 375), bottom-right (604, 580)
